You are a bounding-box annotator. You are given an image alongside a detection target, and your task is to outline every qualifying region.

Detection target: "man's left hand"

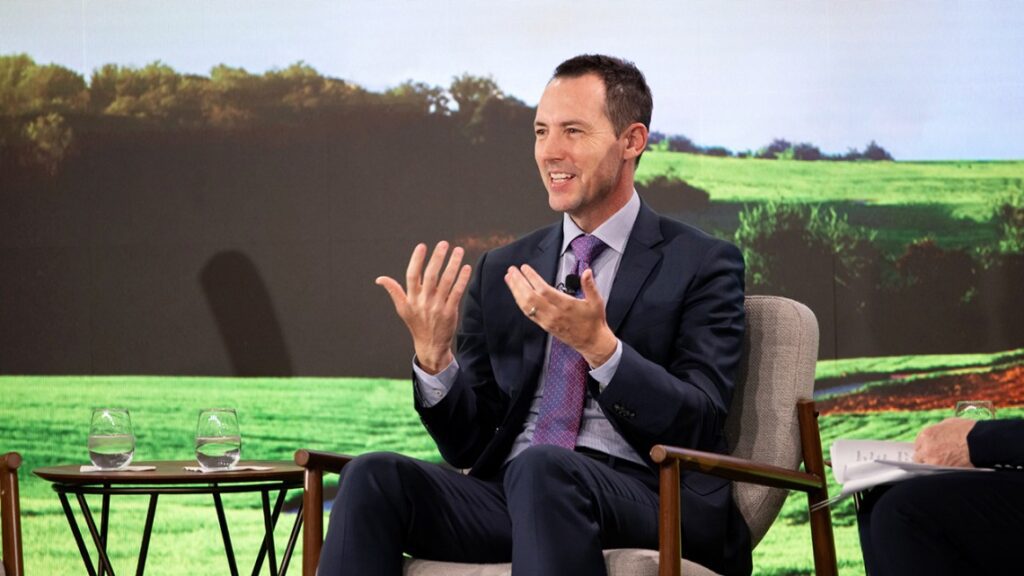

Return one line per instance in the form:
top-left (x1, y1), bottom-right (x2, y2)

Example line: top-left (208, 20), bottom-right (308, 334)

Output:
top-left (913, 417), bottom-right (976, 467)
top-left (504, 265), bottom-right (617, 368)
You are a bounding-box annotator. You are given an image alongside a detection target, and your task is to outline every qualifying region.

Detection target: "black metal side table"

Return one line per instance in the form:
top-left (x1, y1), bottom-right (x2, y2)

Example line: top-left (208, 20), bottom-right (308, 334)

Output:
top-left (34, 460), bottom-right (303, 576)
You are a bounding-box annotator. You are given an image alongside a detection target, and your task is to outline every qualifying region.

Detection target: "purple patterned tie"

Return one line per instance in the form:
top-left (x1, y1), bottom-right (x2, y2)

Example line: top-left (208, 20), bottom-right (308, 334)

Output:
top-left (532, 234), bottom-right (608, 449)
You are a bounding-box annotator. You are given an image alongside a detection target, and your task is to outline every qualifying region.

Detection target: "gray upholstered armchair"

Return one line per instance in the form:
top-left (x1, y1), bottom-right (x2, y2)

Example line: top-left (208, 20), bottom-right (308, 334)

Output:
top-left (1, 452), bottom-right (24, 576)
top-left (296, 295), bottom-right (836, 575)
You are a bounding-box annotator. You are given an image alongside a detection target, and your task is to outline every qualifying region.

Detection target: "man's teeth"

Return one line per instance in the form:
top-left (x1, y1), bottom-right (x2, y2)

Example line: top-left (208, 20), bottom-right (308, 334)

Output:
top-left (550, 173), bottom-right (574, 181)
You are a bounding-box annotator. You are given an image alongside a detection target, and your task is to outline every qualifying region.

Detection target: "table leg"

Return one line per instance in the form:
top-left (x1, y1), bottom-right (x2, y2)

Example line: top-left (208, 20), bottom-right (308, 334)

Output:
top-left (252, 488), bottom-right (289, 576)
top-left (213, 491), bottom-right (239, 576)
top-left (58, 491), bottom-right (98, 576)
top-left (135, 494), bottom-right (159, 576)
top-left (100, 490), bottom-right (110, 576)
top-left (279, 499), bottom-right (303, 576)
top-left (77, 492), bottom-right (118, 576)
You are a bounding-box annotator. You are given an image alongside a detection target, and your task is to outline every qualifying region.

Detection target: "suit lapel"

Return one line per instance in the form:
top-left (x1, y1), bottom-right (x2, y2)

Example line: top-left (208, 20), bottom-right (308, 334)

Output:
top-left (518, 224), bottom-right (562, 397)
top-left (606, 203), bottom-right (663, 332)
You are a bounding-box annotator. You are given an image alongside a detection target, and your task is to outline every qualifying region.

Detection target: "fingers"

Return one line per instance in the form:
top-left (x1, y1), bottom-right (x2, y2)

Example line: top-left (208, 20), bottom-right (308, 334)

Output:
top-left (445, 264), bottom-right (473, 314)
top-left (518, 264), bottom-right (554, 293)
top-left (404, 243), bottom-right (428, 295)
top-left (505, 264), bottom-right (577, 321)
top-left (392, 242), bottom-right (472, 314)
top-left (421, 241), bottom-right (453, 297)
top-left (579, 269), bottom-right (603, 305)
top-left (912, 439), bottom-right (925, 463)
top-left (436, 243), bottom-right (465, 299)
top-left (504, 265), bottom-right (544, 316)
top-left (375, 276), bottom-right (407, 306)
top-left (912, 426), bottom-right (930, 462)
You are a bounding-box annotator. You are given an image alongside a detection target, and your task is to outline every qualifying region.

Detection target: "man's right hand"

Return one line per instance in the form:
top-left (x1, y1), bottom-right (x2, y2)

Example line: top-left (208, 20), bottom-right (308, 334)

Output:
top-left (376, 241), bottom-right (472, 375)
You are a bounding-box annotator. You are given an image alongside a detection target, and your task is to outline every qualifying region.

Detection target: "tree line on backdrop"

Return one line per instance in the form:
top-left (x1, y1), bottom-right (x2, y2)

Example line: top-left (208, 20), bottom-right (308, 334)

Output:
top-left (0, 54), bottom-right (895, 176)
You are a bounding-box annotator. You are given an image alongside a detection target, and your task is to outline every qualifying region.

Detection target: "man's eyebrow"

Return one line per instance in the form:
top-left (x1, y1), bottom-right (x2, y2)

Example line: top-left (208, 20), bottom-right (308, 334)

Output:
top-left (534, 119), bottom-right (592, 128)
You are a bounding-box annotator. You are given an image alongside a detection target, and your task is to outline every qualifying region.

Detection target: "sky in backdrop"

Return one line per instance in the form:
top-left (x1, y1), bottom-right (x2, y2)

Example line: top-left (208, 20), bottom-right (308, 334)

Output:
top-left (3, 0), bottom-right (1023, 160)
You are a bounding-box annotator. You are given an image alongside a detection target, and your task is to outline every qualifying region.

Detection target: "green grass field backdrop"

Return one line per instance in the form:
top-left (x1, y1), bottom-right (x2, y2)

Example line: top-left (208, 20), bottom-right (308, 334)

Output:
top-left (4, 370), bottom-right (1022, 575)
top-left (636, 152), bottom-right (1023, 252)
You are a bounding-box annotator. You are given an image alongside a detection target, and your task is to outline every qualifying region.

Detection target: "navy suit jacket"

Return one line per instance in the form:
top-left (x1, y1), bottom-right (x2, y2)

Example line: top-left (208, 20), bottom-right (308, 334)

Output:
top-left (416, 202), bottom-right (752, 574)
top-left (969, 419), bottom-right (1024, 468)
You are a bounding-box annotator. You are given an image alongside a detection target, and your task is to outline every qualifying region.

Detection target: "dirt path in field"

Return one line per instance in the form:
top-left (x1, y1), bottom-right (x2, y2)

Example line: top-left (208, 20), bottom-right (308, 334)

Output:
top-left (818, 365), bottom-right (1024, 414)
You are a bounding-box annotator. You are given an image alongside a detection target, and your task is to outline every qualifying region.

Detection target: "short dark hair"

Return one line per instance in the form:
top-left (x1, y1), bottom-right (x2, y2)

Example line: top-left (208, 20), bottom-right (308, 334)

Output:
top-left (553, 54), bottom-right (652, 137)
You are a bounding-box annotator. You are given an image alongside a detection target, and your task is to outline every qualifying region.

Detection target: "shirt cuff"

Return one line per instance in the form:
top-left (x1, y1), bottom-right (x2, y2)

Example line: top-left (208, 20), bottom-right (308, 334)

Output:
top-left (413, 356), bottom-right (459, 407)
top-left (588, 339), bottom-right (622, 392)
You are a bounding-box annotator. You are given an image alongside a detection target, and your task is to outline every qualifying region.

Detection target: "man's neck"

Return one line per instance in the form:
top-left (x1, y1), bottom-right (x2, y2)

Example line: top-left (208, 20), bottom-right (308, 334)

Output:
top-left (563, 189), bottom-right (640, 253)
top-left (570, 181), bottom-right (636, 233)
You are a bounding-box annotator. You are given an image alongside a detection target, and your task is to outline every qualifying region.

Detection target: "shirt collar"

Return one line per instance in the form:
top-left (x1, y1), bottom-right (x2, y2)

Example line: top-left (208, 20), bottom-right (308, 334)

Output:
top-left (560, 190), bottom-right (640, 256)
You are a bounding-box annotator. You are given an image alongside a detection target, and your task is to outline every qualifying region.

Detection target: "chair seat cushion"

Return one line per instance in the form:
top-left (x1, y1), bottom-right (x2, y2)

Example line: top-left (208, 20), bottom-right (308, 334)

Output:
top-left (403, 548), bottom-right (720, 576)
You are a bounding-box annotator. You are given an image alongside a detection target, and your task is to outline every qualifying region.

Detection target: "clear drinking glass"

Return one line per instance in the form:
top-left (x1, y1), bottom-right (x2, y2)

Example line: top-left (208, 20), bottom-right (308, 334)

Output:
top-left (195, 408), bottom-right (241, 470)
top-left (88, 408), bottom-right (136, 469)
top-left (955, 400), bottom-right (995, 420)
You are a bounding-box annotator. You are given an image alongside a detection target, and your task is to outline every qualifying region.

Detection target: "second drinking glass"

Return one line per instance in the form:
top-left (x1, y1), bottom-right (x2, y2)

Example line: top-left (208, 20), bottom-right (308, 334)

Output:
top-left (195, 408), bottom-right (241, 471)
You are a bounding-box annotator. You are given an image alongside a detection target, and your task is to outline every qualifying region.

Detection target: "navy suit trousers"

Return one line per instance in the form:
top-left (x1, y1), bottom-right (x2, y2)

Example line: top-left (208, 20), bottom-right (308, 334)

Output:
top-left (857, 471), bottom-right (1024, 575)
top-left (318, 445), bottom-right (660, 576)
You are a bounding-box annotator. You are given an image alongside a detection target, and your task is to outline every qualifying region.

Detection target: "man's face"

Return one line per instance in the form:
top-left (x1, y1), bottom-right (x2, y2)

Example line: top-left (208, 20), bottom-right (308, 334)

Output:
top-left (534, 73), bottom-right (629, 229)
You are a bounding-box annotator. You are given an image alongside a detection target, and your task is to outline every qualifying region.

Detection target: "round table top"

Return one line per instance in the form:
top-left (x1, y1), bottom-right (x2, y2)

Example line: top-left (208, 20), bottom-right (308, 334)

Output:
top-left (34, 460), bottom-right (303, 485)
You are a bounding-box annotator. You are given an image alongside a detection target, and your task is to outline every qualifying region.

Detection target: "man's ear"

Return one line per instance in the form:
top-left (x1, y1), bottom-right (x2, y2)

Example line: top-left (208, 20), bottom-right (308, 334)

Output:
top-left (622, 123), bottom-right (649, 161)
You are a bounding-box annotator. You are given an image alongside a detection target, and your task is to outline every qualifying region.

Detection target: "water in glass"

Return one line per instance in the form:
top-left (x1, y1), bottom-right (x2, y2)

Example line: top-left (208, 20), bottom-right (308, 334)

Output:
top-left (196, 435), bottom-right (242, 469)
top-left (89, 435), bottom-right (135, 469)
top-left (88, 408), bottom-right (135, 469)
top-left (195, 408), bottom-right (241, 470)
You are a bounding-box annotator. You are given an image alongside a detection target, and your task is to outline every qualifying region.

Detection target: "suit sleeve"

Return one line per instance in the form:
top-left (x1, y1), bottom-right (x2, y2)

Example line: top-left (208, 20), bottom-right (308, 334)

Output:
top-left (595, 240), bottom-right (745, 455)
top-left (968, 419), bottom-right (1024, 469)
top-left (413, 251), bottom-right (507, 469)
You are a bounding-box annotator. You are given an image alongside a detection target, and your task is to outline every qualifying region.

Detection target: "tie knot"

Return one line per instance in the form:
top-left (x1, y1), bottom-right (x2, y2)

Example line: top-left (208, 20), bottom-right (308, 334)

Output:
top-left (570, 234), bottom-right (607, 271)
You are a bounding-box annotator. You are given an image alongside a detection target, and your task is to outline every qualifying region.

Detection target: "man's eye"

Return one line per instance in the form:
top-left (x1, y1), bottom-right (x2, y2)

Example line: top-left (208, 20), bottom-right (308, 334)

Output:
top-left (566, 128), bottom-right (581, 135)
top-left (535, 129), bottom-right (547, 137)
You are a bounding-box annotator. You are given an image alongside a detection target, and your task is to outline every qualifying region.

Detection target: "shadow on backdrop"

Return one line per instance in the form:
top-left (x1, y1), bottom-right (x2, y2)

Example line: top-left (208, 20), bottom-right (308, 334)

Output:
top-left (201, 250), bottom-right (293, 376)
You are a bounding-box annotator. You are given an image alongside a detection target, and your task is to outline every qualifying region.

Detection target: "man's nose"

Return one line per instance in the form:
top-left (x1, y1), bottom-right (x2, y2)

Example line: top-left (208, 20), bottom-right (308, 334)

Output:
top-left (537, 133), bottom-right (566, 161)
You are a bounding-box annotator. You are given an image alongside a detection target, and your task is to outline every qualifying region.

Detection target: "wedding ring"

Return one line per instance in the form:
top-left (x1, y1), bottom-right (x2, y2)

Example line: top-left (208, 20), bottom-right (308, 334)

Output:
top-left (527, 306), bottom-right (537, 318)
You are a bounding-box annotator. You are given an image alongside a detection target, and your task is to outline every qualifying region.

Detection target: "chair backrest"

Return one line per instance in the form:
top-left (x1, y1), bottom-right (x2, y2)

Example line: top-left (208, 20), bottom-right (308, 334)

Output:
top-left (1, 452), bottom-right (24, 576)
top-left (726, 296), bottom-right (819, 545)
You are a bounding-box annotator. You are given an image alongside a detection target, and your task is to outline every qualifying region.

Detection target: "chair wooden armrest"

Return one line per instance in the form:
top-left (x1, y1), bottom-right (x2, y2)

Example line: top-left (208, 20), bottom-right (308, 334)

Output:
top-left (1, 452), bottom-right (24, 576)
top-left (648, 400), bottom-right (836, 576)
top-left (650, 446), bottom-right (823, 492)
top-left (295, 449), bottom-right (354, 474)
top-left (294, 449), bottom-right (356, 576)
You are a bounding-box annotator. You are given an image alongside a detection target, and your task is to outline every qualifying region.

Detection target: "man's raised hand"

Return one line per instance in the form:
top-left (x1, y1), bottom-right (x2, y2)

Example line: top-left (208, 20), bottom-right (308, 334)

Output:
top-left (376, 241), bottom-right (472, 374)
top-left (504, 265), bottom-right (617, 369)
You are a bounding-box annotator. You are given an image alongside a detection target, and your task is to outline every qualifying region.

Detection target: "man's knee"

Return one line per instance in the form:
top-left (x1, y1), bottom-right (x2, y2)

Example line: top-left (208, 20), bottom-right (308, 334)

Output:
top-left (336, 451), bottom-right (417, 505)
top-left (869, 480), bottom-right (941, 542)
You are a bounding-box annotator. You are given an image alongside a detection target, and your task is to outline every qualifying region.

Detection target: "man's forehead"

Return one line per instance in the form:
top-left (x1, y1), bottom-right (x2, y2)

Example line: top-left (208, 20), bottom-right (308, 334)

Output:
top-left (543, 74), bottom-right (606, 97)
top-left (536, 74), bottom-right (609, 123)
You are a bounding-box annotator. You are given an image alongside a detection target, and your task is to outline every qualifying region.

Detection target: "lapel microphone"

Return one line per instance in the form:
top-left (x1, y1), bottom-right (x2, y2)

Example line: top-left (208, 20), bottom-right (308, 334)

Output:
top-left (560, 274), bottom-right (581, 295)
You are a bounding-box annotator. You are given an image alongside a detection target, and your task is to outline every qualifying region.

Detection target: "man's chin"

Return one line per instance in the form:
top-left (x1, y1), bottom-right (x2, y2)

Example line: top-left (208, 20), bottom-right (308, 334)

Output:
top-left (547, 192), bottom-right (579, 215)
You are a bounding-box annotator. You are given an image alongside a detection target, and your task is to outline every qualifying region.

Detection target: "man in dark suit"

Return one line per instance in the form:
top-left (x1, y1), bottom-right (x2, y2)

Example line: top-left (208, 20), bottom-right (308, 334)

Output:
top-left (857, 417), bottom-right (1024, 575)
top-left (319, 54), bottom-right (751, 575)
